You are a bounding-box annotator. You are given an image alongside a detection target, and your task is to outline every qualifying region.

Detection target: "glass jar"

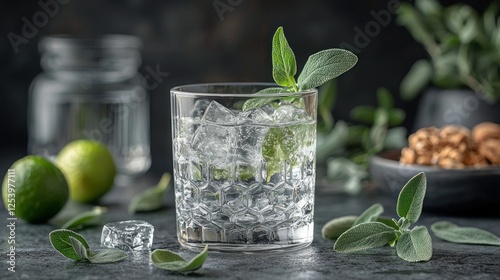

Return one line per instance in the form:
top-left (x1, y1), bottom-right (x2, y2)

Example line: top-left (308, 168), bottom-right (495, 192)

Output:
top-left (28, 35), bottom-right (151, 177)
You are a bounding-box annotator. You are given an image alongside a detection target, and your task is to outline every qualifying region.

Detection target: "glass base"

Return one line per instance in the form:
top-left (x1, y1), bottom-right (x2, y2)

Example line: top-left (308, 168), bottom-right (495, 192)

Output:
top-left (178, 238), bottom-right (313, 253)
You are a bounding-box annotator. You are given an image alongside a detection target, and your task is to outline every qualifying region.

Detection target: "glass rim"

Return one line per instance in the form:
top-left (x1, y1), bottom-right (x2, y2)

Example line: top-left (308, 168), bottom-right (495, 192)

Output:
top-left (170, 82), bottom-right (318, 98)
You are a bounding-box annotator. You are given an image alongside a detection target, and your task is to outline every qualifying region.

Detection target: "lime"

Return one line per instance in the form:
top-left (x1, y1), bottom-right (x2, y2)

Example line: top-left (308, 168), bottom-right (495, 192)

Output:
top-left (56, 140), bottom-right (116, 204)
top-left (2, 155), bottom-right (69, 223)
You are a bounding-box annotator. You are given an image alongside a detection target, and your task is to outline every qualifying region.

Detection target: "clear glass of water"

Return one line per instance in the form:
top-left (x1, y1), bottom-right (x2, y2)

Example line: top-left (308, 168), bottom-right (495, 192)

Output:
top-left (171, 83), bottom-right (317, 252)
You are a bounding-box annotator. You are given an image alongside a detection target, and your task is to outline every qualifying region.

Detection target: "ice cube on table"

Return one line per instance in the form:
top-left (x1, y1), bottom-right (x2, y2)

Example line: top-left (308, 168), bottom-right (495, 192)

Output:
top-left (101, 220), bottom-right (154, 251)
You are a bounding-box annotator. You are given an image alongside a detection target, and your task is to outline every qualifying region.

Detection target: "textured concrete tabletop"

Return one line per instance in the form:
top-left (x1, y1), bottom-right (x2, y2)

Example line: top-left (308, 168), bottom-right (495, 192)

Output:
top-left (1, 174), bottom-right (500, 280)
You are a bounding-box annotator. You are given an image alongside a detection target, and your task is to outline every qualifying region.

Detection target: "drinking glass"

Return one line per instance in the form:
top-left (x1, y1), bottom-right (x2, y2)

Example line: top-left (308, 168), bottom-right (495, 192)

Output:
top-left (171, 83), bottom-right (317, 252)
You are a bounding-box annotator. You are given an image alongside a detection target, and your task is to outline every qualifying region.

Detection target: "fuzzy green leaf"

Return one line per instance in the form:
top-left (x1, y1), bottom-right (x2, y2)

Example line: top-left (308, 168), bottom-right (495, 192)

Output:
top-left (62, 206), bottom-right (106, 230)
top-left (69, 236), bottom-right (90, 259)
top-left (49, 229), bottom-right (91, 261)
top-left (396, 226), bottom-right (433, 262)
top-left (88, 249), bottom-right (129, 264)
top-left (297, 49), bottom-right (358, 91)
top-left (400, 59), bottom-right (432, 100)
top-left (353, 203), bottom-right (384, 226)
top-left (334, 222), bottom-right (397, 253)
top-left (350, 106), bottom-right (375, 124)
top-left (151, 244), bottom-right (208, 273)
top-left (376, 88), bottom-right (393, 110)
top-left (396, 172), bottom-right (427, 223)
top-left (322, 216), bottom-right (358, 240)
top-left (272, 27), bottom-right (297, 88)
top-left (431, 221), bottom-right (500, 246)
top-left (129, 173), bottom-right (171, 214)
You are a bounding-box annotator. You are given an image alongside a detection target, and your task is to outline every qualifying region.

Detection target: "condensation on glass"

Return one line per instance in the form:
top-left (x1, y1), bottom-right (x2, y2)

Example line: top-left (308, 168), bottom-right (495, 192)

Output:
top-left (28, 35), bottom-right (150, 177)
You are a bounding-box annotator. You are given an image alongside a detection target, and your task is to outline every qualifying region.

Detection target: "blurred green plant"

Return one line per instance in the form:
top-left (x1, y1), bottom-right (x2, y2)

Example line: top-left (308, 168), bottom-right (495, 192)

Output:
top-left (316, 83), bottom-right (407, 194)
top-left (397, 0), bottom-right (500, 103)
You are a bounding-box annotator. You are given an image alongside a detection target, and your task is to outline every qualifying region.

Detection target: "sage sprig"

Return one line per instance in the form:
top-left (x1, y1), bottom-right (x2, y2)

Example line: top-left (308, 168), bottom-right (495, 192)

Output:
top-left (151, 244), bottom-right (208, 273)
top-left (49, 229), bottom-right (128, 264)
top-left (242, 26), bottom-right (357, 111)
top-left (330, 172), bottom-right (432, 262)
top-left (431, 221), bottom-right (500, 246)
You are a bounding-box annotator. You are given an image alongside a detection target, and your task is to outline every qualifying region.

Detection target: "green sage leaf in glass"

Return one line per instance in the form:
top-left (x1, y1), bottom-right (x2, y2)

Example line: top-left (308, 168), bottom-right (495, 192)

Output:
top-left (49, 229), bottom-right (91, 260)
top-left (62, 206), bottom-right (106, 230)
top-left (88, 249), bottom-right (129, 264)
top-left (129, 173), bottom-right (171, 214)
top-left (272, 26), bottom-right (297, 89)
top-left (151, 244), bottom-right (209, 273)
top-left (396, 226), bottom-right (433, 262)
top-left (353, 203), bottom-right (384, 226)
top-left (431, 221), bottom-right (500, 246)
top-left (396, 172), bottom-right (426, 223)
top-left (297, 49), bottom-right (358, 91)
top-left (334, 222), bottom-right (397, 253)
top-left (242, 87), bottom-right (288, 112)
top-left (322, 215), bottom-right (357, 240)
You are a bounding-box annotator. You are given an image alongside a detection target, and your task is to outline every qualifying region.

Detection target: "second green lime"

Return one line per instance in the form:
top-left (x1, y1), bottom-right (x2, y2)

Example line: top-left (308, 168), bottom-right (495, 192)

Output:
top-left (56, 140), bottom-right (116, 203)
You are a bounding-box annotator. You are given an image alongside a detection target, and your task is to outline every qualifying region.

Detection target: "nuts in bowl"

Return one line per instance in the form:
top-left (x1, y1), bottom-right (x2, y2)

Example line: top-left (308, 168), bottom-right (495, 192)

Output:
top-left (400, 122), bottom-right (500, 169)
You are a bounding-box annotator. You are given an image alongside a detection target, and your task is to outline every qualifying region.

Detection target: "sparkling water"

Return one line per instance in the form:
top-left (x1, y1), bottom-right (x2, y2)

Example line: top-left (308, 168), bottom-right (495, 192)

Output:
top-left (173, 101), bottom-right (316, 251)
top-left (101, 220), bottom-right (154, 251)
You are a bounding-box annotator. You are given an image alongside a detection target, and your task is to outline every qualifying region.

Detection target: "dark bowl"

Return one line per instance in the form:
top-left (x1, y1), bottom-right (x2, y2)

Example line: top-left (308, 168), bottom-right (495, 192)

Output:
top-left (370, 149), bottom-right (500, 216)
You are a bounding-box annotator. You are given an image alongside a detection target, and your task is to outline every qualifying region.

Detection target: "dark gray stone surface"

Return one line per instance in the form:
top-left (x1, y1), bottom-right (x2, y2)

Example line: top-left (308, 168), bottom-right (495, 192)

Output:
top-left (1, 175), bottom-right (500, 280)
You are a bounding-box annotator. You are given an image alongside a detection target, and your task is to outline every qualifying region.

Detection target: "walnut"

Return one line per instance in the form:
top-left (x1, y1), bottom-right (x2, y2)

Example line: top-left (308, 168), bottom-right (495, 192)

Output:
top-left (477, 139), bottom-right (500, 165)
top-left (399, 122), bottom-right (500, 168)
top-left (472, 122), bottom-right (500, 143)
top-left (400, 147), bottom-right (416, 164)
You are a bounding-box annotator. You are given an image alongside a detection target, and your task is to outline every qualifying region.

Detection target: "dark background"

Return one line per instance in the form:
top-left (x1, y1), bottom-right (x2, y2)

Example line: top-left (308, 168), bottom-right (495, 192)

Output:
top-left (0, 0), bottom-right (491, 175)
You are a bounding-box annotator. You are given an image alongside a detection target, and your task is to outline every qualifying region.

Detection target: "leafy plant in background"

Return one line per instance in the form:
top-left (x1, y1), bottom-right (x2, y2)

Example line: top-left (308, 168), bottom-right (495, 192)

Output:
top-left (397, 0), bottom-right (500, 103)
top-left (316, 83), bottom-right (407, 194)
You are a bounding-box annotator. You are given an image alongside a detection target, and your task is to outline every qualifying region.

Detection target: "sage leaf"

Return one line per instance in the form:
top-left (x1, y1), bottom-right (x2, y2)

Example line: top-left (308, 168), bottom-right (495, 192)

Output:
top-left (400, 59), bottom-right (432, 101)
top-left (262, 123), bottom-right (315, 181)
top-left (322, 215), bottom-right (357, 240)
top-left (88, 249), bottom-right (129, 264)
top-left (376, 87), bottom-right (393, 110)
top-left (376, 217), bottom-right (399, 230)
top-left (272, 26), bottom-right (297, 88)
top-left (334, 222), bottom-right (397, 253)
top-left (431, 221), bottom-right (500, 246)
top-left (242, 87), bottom-right (288, 111)
top-left (297, 49), bottom-right (358, 91)
top-left (151, 244), bottom-right (208, 273)
top-left (69, 236), bottom-right (90, 259)
top-left (129, 173), bottom-right (171, 214)
top-left (353, 203), bottom-right (384, 226)
top-left (396, 226), bottom-right (433, 262)
top-left (62, 206), bottom-right (106, 230)
top-left (396, 172), bottom-right (426, 223)
top-left (49, 229), bottom-right (90, 261)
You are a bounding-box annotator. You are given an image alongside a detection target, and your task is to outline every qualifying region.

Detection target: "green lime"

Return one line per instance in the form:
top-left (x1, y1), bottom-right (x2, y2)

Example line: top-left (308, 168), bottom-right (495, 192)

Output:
top-left (2, 155), bottom-right (69, 223)
top-left (56, 140), bottom-right (116, 203)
